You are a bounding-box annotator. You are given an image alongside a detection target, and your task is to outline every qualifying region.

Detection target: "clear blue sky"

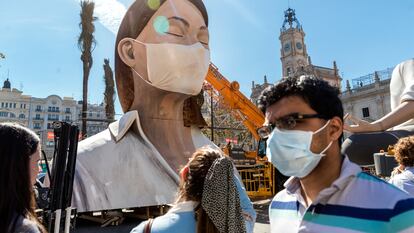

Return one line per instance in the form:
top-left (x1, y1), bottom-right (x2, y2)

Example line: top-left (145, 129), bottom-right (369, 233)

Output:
top-left (1, 0), bottom-right (413, 115)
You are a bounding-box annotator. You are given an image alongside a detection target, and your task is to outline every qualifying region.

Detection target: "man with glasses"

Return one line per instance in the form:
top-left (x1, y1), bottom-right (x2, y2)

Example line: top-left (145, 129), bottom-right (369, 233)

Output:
top-left (257, 75), bottom-right (414, 232)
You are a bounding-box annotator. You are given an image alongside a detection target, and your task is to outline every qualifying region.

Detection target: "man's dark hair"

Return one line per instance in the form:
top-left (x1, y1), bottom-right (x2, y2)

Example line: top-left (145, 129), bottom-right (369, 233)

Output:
top-left (258, 75), bottom-right (344, 146)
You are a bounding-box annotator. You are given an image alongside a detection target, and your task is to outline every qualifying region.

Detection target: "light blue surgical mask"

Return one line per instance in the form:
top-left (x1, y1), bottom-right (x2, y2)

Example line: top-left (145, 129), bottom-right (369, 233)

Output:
top-left (266, 120), bottom-right (333, 178)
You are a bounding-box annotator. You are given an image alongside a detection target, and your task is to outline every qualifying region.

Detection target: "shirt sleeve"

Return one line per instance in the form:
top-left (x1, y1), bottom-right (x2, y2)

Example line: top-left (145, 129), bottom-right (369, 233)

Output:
top-left (233, 167), bottom-right (257, 233)
top-left (400, 60), bottom-right (414, 103)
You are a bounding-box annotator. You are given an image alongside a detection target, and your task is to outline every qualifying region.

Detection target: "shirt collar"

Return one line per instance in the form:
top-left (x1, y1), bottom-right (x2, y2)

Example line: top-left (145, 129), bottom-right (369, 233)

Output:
top-left (108, 110), bottom-right (140, 142)
top-left (284, 156), bottom-right (362, 201)
top-left (168, 201), bottom-right (199, 213)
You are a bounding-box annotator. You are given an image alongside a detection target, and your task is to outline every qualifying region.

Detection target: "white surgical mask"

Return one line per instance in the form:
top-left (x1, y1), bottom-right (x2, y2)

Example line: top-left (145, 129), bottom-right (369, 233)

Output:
top-left (132, 40), bottom-right (210, 95)
top-left (266, 120), bottom-right (333, 178)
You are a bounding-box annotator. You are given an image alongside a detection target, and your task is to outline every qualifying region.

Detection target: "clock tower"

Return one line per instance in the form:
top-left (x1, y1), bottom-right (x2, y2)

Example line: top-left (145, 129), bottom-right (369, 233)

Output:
top-left (280, 8), bottom-right (309, 77)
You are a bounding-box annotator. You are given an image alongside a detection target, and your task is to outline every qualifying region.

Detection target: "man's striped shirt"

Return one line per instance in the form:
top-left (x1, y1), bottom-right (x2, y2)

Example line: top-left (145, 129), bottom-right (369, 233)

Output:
top-left (269, 156), bottom-right (414, 233)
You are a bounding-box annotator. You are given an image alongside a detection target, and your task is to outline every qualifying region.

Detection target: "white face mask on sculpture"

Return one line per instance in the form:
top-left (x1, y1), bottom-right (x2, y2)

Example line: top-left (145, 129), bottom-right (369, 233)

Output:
top-left (266, 120), bottom-right (333, 178)
top-left (131, 40), bottom-right (210, 95)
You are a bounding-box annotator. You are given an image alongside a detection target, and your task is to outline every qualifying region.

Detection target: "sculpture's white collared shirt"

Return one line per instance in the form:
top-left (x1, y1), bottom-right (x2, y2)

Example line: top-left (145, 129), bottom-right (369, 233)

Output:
top-left (71, 110), bottom-right (256, 233)
top-left (72, 111), bottom-right (183, 212)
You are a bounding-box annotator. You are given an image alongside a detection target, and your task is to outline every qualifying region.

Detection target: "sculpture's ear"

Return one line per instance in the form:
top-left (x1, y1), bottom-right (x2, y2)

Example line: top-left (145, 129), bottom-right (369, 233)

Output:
top-left (117, 38), bottom-right (137, 67)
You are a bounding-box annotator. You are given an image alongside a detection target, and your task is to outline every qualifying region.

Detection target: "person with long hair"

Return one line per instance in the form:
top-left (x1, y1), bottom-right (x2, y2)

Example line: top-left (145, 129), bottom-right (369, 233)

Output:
top-left (0, 123), bottom-right (46, 233)
top-left (131, 146), bottom-right (246, 233)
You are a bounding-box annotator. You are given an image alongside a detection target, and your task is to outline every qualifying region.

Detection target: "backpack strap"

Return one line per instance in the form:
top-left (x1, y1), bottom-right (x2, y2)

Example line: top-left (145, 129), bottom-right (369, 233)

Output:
top-left (144, 218), bottom-right (154, 233)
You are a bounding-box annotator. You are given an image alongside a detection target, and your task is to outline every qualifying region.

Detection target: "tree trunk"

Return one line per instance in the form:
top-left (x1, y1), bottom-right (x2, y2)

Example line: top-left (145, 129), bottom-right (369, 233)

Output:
top-left (82, 64), bottom-right (90, 138)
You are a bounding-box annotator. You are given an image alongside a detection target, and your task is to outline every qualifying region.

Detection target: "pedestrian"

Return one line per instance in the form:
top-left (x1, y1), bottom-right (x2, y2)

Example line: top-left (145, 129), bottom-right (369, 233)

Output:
top-left (257, 75), bottom-right (414, 232)
top-left (389, 136), bottom-right (414, 195)
top-left (0, 123), bottom-right (46, 233)
top-left (130, 146), bottom-right (246, 233)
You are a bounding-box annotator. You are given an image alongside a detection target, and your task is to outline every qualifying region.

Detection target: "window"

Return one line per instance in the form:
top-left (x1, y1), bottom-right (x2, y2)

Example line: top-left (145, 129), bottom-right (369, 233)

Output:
top-left (66, 108), bottom-right (70, 113)
top-left (1, 103), bottom-right (3, 108)
top-left (13, 103), bottom-right (16, 108)
top-left (10, 113), bottom-right (15, 118)
top-left (56, 107), bottom-right (60, 112)
top-left (5, 103), bottom-right (8, 108)
top-left (362, 107), bottom-right (370, 118)
top-left (286, 67), bottom-right (292, 76)
top-left (0, 112), bottom-right (8, 117)
top-left (89, 112), bottom-right (92, 117)
top-left (97, 113), bottom-right (100, 118)
top-left (65, 116), bottom-right (70, 121)
top-left (19, 114), bottom-right (25, 119)
top-left (34, 123), bottom-right (41, 129)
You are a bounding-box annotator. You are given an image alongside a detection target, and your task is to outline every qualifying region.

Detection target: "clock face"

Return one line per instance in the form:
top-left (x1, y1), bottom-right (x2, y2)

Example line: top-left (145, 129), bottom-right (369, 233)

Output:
top-left (284, 42), bottom-right (291, 53)
top-left (296, 42), bottom-right (303, 50)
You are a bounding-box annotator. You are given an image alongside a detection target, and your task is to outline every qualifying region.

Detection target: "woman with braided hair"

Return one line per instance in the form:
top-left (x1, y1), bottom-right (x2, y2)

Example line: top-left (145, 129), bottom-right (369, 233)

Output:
top-left (131, 146), bottom-right (246, 233)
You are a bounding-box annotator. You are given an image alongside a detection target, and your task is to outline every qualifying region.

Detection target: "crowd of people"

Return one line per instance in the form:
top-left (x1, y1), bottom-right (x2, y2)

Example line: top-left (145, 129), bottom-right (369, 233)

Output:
top-left (1, 0), bottom-right (414, 232)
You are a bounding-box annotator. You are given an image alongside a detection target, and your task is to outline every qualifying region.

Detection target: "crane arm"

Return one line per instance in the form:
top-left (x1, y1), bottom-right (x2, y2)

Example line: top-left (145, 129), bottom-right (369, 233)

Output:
top-left (205, 63), bottom-right (265, 140)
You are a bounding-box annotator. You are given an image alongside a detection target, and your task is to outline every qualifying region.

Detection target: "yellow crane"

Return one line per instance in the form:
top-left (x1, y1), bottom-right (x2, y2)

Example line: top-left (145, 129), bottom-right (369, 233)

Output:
top-left (205, 63), bottom-right (278, 198)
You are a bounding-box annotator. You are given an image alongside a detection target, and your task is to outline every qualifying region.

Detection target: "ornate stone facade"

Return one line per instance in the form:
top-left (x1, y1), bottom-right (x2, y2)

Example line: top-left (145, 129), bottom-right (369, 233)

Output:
top-left (0, 79), bottom-right (108, 157)
top-left (250, 75), bottom-right (272, 105)
top-left (341, 68), bottom-right (393, 122)
top-left (251, 8), bottom-right (342, 103)
top-left (279, 8), bottom-right (342, 89)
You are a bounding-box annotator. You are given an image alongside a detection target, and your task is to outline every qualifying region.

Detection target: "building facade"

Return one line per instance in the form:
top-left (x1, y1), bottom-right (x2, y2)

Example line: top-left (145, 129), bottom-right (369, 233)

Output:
top-left (341, 68), bottom-right (393, 122)
top-left (0, 79), bottom-right (108, 157)
top-left (279, 8), bottom-right (342, 88)
top-left (250, 75), bottom-right (272, 105)
top-left (251, 8), bottom-right (342, 103)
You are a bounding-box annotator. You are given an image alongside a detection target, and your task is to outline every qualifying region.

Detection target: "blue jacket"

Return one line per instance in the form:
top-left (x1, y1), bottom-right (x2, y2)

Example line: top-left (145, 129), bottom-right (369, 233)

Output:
top-left (131, 174), bottom-right (256, 233)
top-left (131, 201), bottom-right (197, 233)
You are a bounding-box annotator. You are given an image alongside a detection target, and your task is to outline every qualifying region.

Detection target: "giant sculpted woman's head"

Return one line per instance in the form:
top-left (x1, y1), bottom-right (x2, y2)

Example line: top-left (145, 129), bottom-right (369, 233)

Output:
top-left (115, 0), bottom-right (209, 113)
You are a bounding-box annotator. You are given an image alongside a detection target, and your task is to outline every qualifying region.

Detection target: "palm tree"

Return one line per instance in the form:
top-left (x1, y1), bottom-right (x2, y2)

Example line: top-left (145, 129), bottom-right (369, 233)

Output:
top-left (0, 52), bottom-right (5, 68)
top-left (78, 0), bottom-right (97, 138)
top-left (103, 58), bottom-right (115, 124)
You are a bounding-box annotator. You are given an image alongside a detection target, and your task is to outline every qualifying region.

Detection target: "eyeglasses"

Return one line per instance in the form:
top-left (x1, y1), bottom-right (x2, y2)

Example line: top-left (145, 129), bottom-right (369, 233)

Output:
top-left (257, 113), bottom-right (328, 139)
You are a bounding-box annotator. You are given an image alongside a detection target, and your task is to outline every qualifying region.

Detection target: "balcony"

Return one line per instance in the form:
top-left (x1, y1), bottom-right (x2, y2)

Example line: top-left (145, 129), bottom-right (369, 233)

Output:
top-left (35, 109), bottom-right (42, 112)
top-left (47, 118), bottom-right (59, 121)
top-left (65, 110), bottom-right (71, 114)
top-left (34, 126), bottom-right (42, 130)
top-left (32, 117), bottom-right (44, 121)
top-left (48, 109), bottom-right (60, 113)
